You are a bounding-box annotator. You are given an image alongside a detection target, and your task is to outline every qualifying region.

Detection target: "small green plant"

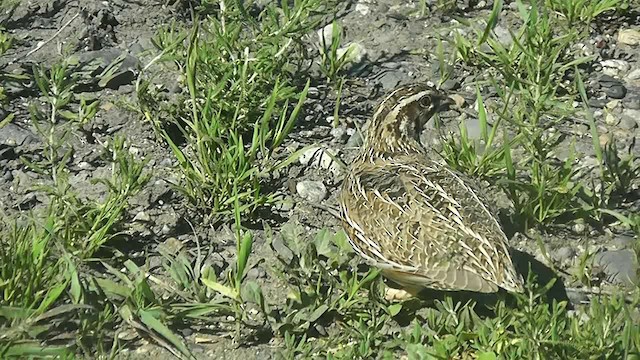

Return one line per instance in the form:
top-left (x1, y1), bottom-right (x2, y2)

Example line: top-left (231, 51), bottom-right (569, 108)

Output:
top-left (574, 71), bottom-right (639, 226)
top-left (449, 0), bottom-right (630, 229)
top-left (139, 1), bottom-right (321, 221)
top-left (1, 59), bottom-right (151, 357)
top-left (199, 185), bottom-right (266, 340)
top-left (267, 223), bottom-right (388, 356)
top-left (0, 27), bottom-right (13, 122)
top-left (439, 88), bottom-right (515, 179)
top-left (317, 21), bottom-right (354, 84)
top-left (545, 0), bottom-right (627, 27)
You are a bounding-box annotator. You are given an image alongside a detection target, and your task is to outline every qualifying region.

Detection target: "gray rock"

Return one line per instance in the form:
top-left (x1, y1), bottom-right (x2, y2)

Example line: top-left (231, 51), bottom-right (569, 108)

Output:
top-left (441, 79), bottom-right (461, 91)
top-left (378, 70), bottom-right (404, 91)
top-left (346, 131), bottom-right (363, 148)
top-left (553, 246), bottom-right (576, 263)
top-left (604, 113), bottom-right (620, 126)
top-left (573, 222), bottom-right (586, 233)
top-left (0, 123), bottom-right (37, 147)
top-left (336, 42), bottom-right (368, 72)
top-left (246, 267), bottom-right (267, 281)
top-left (307, 87), bottom-right (320, 99)
top-left (317, 23), bottom-right (336, 48)
top-left (605, 85), bottom-right (627, 99)
top-left (355, 3), bottom-right (370, 15)
top-left (624, 92), bottom-right (640, 109)
top-left (588, 98), bottom-right (607, 108)
top-left (206, 252), bottom-right (227, 272)
top-left (619, 114), bottom-right (638, 130)
top-left (299, 147), bottom-right (342, 176)
top-left (622, 108), bottom-right (640, 128)
top-left (612, 234), bottom-right (636, 249)
top-left (493, 25), bottom-right (513, 47)
top-left (296, 180), bottom-right (327, 203)
top-left (330, 126), bottom-right (348, 142)
top-left (600, 74), bottom-right (621, 86)
top-left (594, 249), bottom-right (638, 287)
top-left (600, 75), bottom-right (627, 99)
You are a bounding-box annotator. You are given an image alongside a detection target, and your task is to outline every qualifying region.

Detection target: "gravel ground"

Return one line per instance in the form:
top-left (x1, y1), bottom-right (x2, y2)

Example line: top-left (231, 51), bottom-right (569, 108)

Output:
top-left (1, 0), bottom-right (639, 358)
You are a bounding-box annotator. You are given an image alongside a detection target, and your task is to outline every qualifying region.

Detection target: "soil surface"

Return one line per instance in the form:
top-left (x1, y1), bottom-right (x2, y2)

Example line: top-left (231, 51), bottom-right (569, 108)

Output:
top-left (1, 0), bottom-right (639, 359)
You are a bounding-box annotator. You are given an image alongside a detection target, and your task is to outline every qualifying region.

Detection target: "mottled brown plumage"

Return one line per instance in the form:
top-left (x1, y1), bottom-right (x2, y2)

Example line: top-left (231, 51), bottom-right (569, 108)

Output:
top-left (339, 84), bottom-right (524, 294)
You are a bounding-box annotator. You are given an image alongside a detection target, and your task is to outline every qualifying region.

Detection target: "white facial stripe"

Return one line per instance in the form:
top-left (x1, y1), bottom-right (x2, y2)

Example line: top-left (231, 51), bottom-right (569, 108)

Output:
top-left (385, 90), bottom-right (432, 123)
top-left (371, 87), bottom-right (409, 122)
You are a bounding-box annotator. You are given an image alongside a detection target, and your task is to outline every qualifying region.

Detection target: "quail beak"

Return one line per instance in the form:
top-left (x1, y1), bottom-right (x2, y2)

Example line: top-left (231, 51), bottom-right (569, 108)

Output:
top-left (434, 92), bottom-right (457, 110)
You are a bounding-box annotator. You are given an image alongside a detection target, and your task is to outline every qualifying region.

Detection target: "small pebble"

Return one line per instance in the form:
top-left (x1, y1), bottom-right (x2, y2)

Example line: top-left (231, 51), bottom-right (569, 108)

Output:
top-left (605, 100), bottom-right (620, 109)
top-left (588, 98), bottom-right (607, 108)
top-left (317, 23), bottom-right (335, 47)
top-left (599, 133), bottom-right (612, 147)
top-left (448, 94), bottom-right (466, 108)
top-left (554, 247), bottom-right (576, 263)
top-left (618, 29), bottom-right (640, 46)
top-left (626, 68), bottom-right (640, 81)
top-left (604, 113), bottom-right (620, 126)
top-left (619, 115), bottom-right (638, 130)
top-left (296, 180), bottom-right (327, 203)
top-left (624, 92), bottom-right (640, 109)
top-left (601, 59), bottom-right (630, 77)
top-left (605, 85), bottom-right (627, 99)
top-left (336, 42), bottom-right (367, 68)
top-left (134, 211), bottom-right (150, 222)
top-left (346, 131), bottom-right (363, 147)
top-left (330, 127), bottom-right (348, 142)
top-left (299, 147), bottom-right (343, 176)
top-left (307, 87), bottom-right (320, 99)
top-left (246, 267), bottom-right (267, 280)
top-left (612, 234), bottom-right (636, 249)
top-left (355, 3), bottom-right (370, 15)
top-left (441, 79), bottom-right (461, 91)
top-left (622, 108), bottom-right (640, 127)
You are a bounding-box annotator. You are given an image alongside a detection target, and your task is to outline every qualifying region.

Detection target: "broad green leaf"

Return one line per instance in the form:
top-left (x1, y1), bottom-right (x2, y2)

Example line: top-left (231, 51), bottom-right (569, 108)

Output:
top-left (139, 308), bottom-right (193, 359)
top-left (201, 278), bottom-right (239, 301)
top-left (306, 304), bottom-right (329, 322)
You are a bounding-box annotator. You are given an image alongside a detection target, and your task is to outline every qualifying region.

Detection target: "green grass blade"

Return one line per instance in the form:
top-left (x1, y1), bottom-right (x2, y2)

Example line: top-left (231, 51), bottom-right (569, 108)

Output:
top-left (139, 308), bottom-right (193, 359)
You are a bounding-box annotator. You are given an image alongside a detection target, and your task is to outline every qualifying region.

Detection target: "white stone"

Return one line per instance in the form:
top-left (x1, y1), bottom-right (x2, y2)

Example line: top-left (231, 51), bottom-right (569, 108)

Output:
top-left (299, 147), bottom-right (343, 177)
top-left (618, 29), bottom-right (640, 46)
top-left (336, 42), bottom-right (367, 65)
top-left (626, 68), bottom-right (640, 82)
top-left (317, 23), bottom-right (336, 47)
top-left (296, 181), bottom-right (327, 203)
top-left (355, 3), bottom-right (370, 16)
top-left (134, 211), bottom-right (150, 222)
top-left (601, 59), bottom-right (630, 77)
top-left (604, 113), bottom-right (619, 125)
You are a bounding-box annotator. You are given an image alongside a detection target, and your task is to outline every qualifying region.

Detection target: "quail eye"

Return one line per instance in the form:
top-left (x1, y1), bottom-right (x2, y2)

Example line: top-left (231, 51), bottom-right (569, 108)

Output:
top-left (419, 96), bottom-right (432, 108)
